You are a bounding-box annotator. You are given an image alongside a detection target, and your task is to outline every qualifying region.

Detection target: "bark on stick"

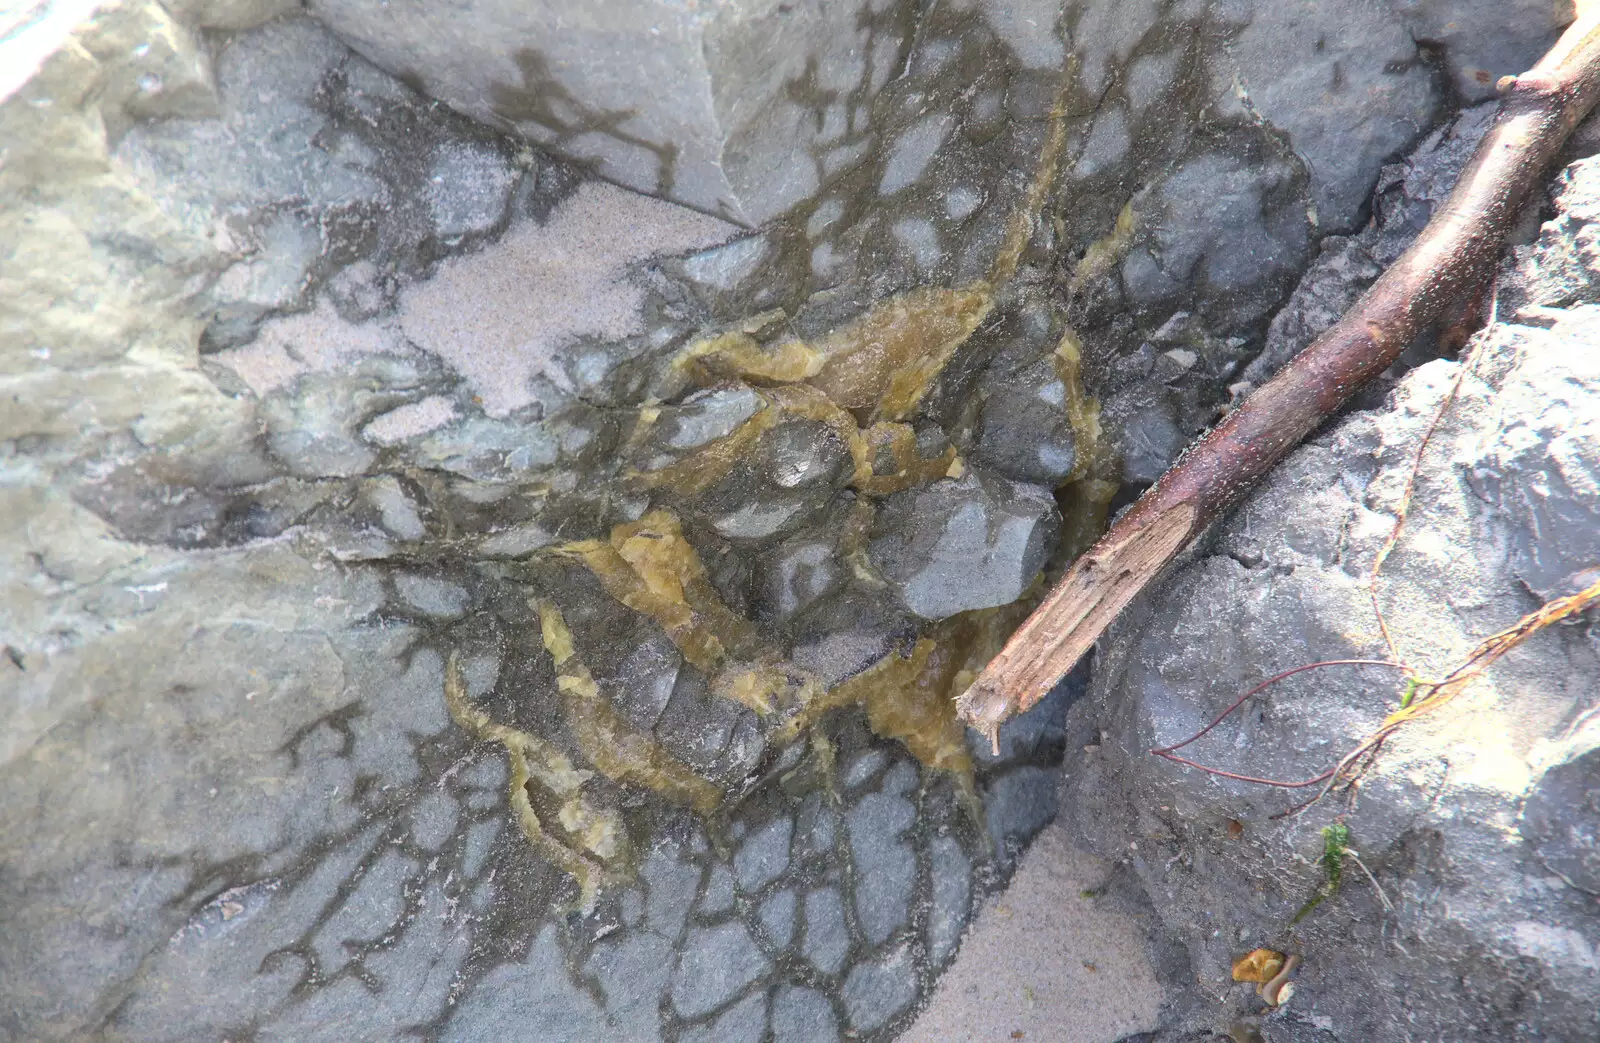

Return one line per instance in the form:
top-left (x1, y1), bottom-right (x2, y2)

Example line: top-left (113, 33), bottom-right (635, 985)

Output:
top-left (957, 10), bottom-right (1600, 747)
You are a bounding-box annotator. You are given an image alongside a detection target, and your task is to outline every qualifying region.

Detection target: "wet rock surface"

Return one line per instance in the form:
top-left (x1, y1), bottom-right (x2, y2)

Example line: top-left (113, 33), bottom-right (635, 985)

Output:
top-left (1, 2), bottom-right (1584, 1042)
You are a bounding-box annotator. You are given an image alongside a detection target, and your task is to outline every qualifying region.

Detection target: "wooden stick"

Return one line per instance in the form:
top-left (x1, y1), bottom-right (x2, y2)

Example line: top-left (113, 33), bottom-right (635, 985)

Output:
top-left (957, 10), bottom-right (1600, 748)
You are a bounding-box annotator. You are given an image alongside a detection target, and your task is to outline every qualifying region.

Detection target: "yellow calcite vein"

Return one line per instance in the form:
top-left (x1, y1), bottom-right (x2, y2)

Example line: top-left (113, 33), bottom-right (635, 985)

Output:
top-left (442, 652), bottom-right (622, 909)
top-left (537, 599), bottom-right (724, 818)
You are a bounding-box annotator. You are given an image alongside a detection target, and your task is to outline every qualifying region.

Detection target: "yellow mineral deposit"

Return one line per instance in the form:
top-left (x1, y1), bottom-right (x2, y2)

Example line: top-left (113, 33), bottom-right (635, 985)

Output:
top-left (442, 67), bottom-right (1130, 897)
top-left (443, 652), bottom-right (624, 910)
top-left (537, 600), bottom-right (724, 818)
top-left (552, 508), bottom-right (816, 716)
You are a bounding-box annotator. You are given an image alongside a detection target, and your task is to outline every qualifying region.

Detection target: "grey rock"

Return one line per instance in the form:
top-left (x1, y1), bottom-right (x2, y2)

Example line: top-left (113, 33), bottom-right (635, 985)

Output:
top-left (734, 816), bottom-right (793, 892)
top-left (1247, 102), bottom-right (1500, 385)
top-left (983, 766), bottom-right (1059, 862)
top-left (1402, 0), bottom-right (1568, 102)
top-left (1521, 724), bottom-right (1600, 896)
top-left (927, 835), bottom-right (972, 968)
top-left (1470, 311), bottom-right (1600, 600)
top-left (585, 930), bottom-right (676, 1039)
top-left (841, 943), bottom-right (918, 1032)
top-left (847, 782), bottom-right (917, 945)
top-left (443, 926), bottom-right (610, 1041)
top-left (700, 864), bottom-right (737, 917)
top-left (427, 141), bottom-right (518, 238)
top-left (643, 845), bottom-right (703, 941)
top-left (679, 990), bottom-right (768, 1043)
top-left (842, 748), bottom-right (889, 791)
top-left (308, 0), bottom-right (918, 224)
top-left (394, 572), bottom-right (469, 618)
top-left (758, 888), bottom-right (798, 948)
top-left (675, 234), bottom-right (771, 293)
top-left (973, 357), bottom-right (1080, 485)
top-left (1121, 151), bottom-right (1312, 329)
top-left (1099, 383), bottom-right (1183, 487)
top-left (1207, 0), bottom-right (1437, 232)
top-left (1068, 233), bottom-right (1600, 1041)
top-left (771, 984), bottom-right (839, 1043)
top-left (407, 789), bottom-right (460, 850)
top-left (801, 887), bottom-right (851, 975)
top-left (869, 470), bottom-right (1061, 621)
top-left (671, 922), bottom-right (771, 1019)
top-left (754, 536), bottom-right (846, 624)
top-left (794, 793), bottom-right (839, 861)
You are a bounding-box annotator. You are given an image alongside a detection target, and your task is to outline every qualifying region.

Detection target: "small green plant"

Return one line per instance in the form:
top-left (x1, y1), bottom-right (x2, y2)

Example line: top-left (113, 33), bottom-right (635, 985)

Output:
top-left (1290, 822), bottom-right (1349, 925)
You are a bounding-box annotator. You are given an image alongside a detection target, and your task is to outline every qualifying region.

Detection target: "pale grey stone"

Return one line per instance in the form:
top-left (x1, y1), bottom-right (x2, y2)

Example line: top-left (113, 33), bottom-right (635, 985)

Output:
top-left (311, 850), bottom-right (418, 974)
top-left (758, 888), bottom-right (797, 948)
top-left (869, 471), bottom-right (1061, 620)
top-left (677, 235), bottom-right (770, 292)
top-left (928, 834), bottom-right (971, 966)
top-left (679, 990), bottom-right (768, 1043)
top-left (880, 113), bottom-right (953, 195)
top-left (1072, 104), bottom-right (1128, 178)
top-left (801, 887), bottom-right (850, 975)
top-left (700, 864), bottom-right (737, 916)
top-left (671, 922), bottom-right (771, 1019)
top-left (367, 477), bottom-right (427, 540)
top-left (841, 943), bottom-right (918, 1032)
top-left (309, 0), bottom-right (917, 224)
top-left (1070, 0), bottom-right (1159, 95)
top-left (1100, 383), bottom-right (1183, 486)
top-left (974, 358), bottom-right (1080, 485)
top-left (461, 820), bottom-right (501, 879)
top-left (395, 573), bottom-right (468, 618)
top-left (643, 846), bottom-right (702, 941)
top-left (794, 793), bottom-right (838, 860)
top-left (735, 816), bottom-right (793, 892)
top-left (755, 538), bottom-right (843, 623)
top-left (427, 141), bottom-right (517, 238)
top-left (1125, 48), bottom-right (1180, 111)
top-left (711, 500), bottom-right (806, 540)
top-left (407, 789), bottom-right (460, 850)
top-left (651, 386), bottom-right (764, 458)
top-left (944, 185), bottom-right (983, 222)
top-left (771, 984), bottom-right (839, 1043)
top-left (443, 926), bottom-right (610, 1041)
top-left (842, 748), bottom-right (888, 791)
top-left (586, 930), bottom-right (675, 1039)
top-left (847, 786), bottom-right (916, 945)
top-left (981, 0), bottom-right (1066, 69)
top-left (615, 891), bottom-right (643, 929)
top-left (1470, 315), bottom-right (1600, 600)
top-left (892, 216), bottom-right (943, 272)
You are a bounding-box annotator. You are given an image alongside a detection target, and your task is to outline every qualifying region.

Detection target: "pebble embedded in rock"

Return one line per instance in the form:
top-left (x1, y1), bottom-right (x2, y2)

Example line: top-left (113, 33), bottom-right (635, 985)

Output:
top-left (869, 471), bottom-right (1062, 620)
top-left (671, 923), bottom-right (771, 1019)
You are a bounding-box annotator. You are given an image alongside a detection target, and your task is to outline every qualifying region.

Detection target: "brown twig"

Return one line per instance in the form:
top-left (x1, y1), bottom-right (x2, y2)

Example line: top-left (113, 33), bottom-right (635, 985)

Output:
top-left (958, 9), bottom-right (1600, 745)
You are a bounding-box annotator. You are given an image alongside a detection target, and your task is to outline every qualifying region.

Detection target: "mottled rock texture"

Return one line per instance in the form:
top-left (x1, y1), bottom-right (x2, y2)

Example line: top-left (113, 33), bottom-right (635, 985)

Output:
top-left (1, 0), bottom-right (1586, 1041)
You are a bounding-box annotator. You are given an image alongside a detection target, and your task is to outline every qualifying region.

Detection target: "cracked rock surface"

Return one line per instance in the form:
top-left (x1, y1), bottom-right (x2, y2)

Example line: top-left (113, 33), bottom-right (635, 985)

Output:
top-left (0, 1), bottom-right (1584, 1041)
